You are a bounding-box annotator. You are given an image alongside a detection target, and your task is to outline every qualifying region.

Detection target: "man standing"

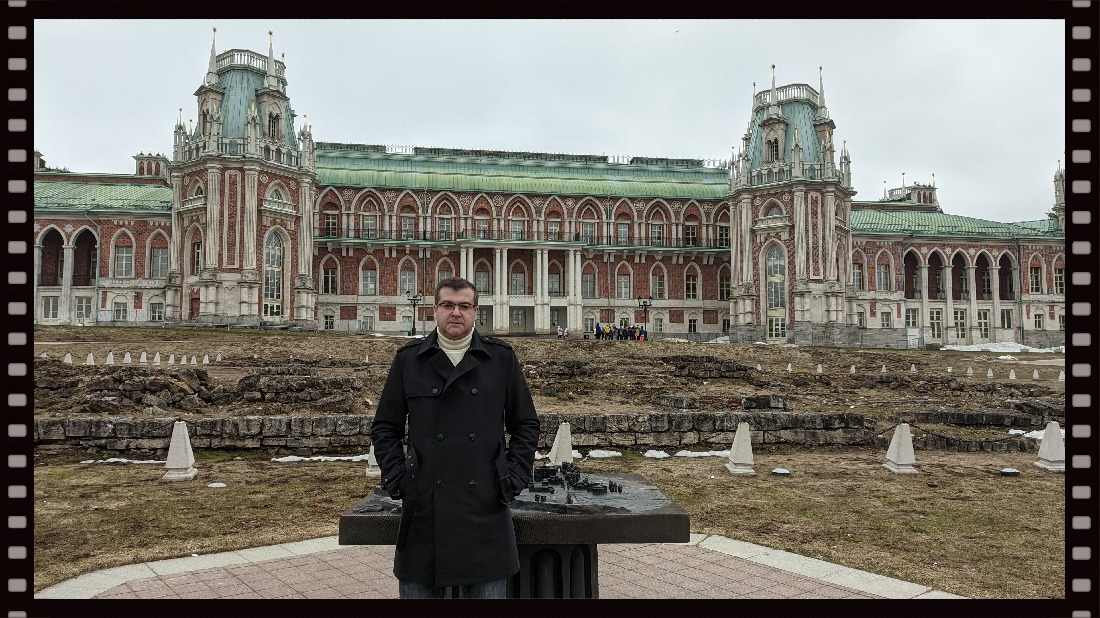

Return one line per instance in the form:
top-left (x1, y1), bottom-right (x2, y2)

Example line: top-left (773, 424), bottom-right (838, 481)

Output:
top-left (370, 277), bottom-right (540, 599)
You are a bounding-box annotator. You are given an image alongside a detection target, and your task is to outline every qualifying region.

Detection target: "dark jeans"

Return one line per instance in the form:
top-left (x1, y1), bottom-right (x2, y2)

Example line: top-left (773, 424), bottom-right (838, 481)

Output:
top-left (399, 578), bottom-right (508, 599)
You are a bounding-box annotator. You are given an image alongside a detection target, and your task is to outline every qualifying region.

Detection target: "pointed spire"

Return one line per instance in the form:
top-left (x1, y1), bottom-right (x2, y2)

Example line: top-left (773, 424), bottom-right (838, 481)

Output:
top-left (768, 65), bottom-right (782, 119)
top-left (204, 28), bottom-right (219, 87)
top-left (267, 30), bottom-right (275, 75)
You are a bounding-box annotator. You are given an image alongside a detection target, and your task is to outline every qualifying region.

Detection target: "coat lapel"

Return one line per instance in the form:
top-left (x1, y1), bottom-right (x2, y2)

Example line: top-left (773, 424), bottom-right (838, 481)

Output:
top-left (442, 351), bottom-right (479, 393)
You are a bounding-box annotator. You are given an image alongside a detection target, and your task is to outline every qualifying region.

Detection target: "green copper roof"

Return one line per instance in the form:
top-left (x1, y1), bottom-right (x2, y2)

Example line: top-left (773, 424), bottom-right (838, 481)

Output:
top-left (211, 68), bottom-right (297, 149)
top-left (315, 149), bottom-right (730, 200)
top-left (747, 101), bottom-right (823, 169)
top-left (851, 208), bottom-right (1063, 239)
top-left (34, 179), bottom-right (172, 212)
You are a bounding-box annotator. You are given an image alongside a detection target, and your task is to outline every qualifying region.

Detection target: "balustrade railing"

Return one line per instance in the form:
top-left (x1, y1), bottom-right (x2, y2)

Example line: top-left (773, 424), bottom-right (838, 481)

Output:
top-left (328, 229), bottom-right (730, 248)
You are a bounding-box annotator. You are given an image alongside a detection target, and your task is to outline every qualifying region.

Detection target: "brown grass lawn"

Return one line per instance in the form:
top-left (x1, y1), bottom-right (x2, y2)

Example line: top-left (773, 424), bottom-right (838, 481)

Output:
top-left (33, 445), bottom-right (1063, 599)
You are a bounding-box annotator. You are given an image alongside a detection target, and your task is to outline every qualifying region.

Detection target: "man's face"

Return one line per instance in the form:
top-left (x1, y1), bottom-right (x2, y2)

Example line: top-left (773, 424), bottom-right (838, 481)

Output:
top-left (435, 287), bottom-right (478, 341)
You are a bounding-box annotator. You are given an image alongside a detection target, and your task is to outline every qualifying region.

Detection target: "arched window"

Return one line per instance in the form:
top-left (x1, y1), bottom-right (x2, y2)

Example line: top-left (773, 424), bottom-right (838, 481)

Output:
top-left (263, 235), bottom-right (283, 317)
top-left (766, 139), bottom-right (780, 163)
top-left (767, 206), bottom-right (782, 217)
top-left (271, 189), bottom-right (282, 201)
top-left (194, 184), bottom-right (204, 197)
top-left (765, 246), bottom-right (786, 341)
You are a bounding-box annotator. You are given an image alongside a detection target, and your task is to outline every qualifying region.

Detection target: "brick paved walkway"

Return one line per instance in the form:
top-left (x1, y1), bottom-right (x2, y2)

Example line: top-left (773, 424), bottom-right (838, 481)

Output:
top-left (89, 542), bottom-right (880, 600)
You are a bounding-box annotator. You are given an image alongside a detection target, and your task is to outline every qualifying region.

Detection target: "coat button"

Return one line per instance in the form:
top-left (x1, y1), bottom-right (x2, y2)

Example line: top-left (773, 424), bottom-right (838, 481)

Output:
top-left (432, 387), bottom-right (438, 394)
top-left (436, 480), bottom-right (443, 488)
top-left (471, 388), bottom-right (478, 395)
top-left (437, 433), bottom-right (444, 441)
top-left (410, 474), bottom-right (416, 479)
top-left (469, 480), bottom-right (477, 487)
top-left (468, 433), bottom-right (476, 440)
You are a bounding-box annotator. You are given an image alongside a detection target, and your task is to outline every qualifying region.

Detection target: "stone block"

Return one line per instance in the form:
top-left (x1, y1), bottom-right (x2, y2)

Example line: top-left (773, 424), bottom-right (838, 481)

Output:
top-left (644, 432), bottom-right (681, 447)
top-left (313, 416), bottom-right (336, 436)
top-left (37, 419), bottom-right (65, 440)
top-left (800, 413), bottom-right (823, 430)
top-left (290, 416), bottom-right (313, 437)
top-left (583, 414), bottom-right (606, 433)
top-left (539, 413), bottom-right (561, 436)
top-left (336, 415), bottom-right (361, 436)
top-left (190, 438), bottom-right (211, 449)
top-left (89, 419), bottom-right (116, 438)
top-left (130, 438), bottom-right (170, 450)
top-left (669, 412), bottom-right (692, 432)
top-left (605, 414), bottom-right (629, 433)
top-left (754, 413), bottom-right (782, 431)
top-left (572, 433), bottom-right (604, 446)
top-left (608, 432), bottom-right (635, 446)
top-left (105, 439), bottom-right (131, 450)
top-left (679, 431), bottom-right (699, 445)
top-left (237, 416), bottom-right (263, 437)
top-left (699, 431), bottom-right (735, 445)
top-left (243, 391), bottom-right (262, 402)
top-left (821, 414), bottom-right (843, 430)
top-left (261, 438), bottom-right (288, 446)
top-left (649, 412), bottom-right (669, 432)
top-left (194, 418), bottom-right (221, 437)
top-left (627, 414), bottom-right (651, 433)
top-left (359, 415), bottom-right (375, 435)
top-left (144, 418), bottom-right (176, 438)
top-left (219, 438), bottom-right (263, 449)
top-left (262, 417), bottom-right (291, 437)
top-left (691, 413), bottom-right (715, 433)
top-left (63, 418), bottom-right (91, 438)
top-left (330, 435), bottom-right (369, 446)
top-left (302, 437), bottom-right (331, 448)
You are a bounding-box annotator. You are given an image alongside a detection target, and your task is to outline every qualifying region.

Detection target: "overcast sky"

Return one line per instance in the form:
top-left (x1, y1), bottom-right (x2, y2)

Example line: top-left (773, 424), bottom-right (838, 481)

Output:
top-left (34, 19), bottom-right (1064, 223)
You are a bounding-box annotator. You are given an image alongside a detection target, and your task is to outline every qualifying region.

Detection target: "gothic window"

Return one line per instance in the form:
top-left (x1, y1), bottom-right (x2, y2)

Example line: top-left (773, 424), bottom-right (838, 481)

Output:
top-left (114, 244), bottom-right (133, 278)
top-left (719, 274), bottom-right (731, 300)
top-left (263, 235), bottom-right (283, 317)
top-left (685, 273), bottom-right (698, 300)
top-left (438, 217), bottom-right (452, 241)
top-left (684, 224), bottom-right (697, 247)
top-left (194, 184), bottom-right (204, 197)
top-left (322, 264), bottom-right (338, 295)
top-left (765, 245), bottom-right (787, 342)
top-left (399, 266), bottom-right (416, 295)
top-left (582, 273), bottom-right (596, 298)
top-left (617, 274), bottom-right (631, 299)
top-left (324, 213), bottom-right (339, 238)
top-left (150, 247), bottom-right (169, 279)
top-left (271, 189), bottom-right (283, 201)
top-left (1055, 268), bottom-right (1065, 294)
top-left (361, 266), bottom-right (377, 296)
top-left (765, 139), bottom-right (780, 163)
top-left (876, 264), bottom-right (891, 291)
top-left (651, 272), bottom-right (666, 300)
top-left (475, 270), bottom-right (491, 295)
top-left (766, 206), bottom-right (782, 217)
top-left (268, 114), bottom-right (280, 140)
top-left (581, 221), bottom-right (596, 244)
top-left (717, 225), bottom-right (730, 247)
top-left (547, 219), bottom-right (561, 241)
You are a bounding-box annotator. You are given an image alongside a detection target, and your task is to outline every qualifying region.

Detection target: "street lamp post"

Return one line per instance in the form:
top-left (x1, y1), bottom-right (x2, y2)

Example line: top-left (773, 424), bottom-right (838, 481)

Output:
top-left (406, 290), bottom-right (423, 336)
top-left (637, 296), bottom-right (653, 339)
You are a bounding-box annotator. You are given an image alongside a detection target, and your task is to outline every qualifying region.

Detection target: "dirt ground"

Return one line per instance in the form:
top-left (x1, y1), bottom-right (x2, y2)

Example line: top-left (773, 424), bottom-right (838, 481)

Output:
top-left (32, 446), bottom-right (1063, 599)
top-left (33, 325), bottom-right (1065, 422)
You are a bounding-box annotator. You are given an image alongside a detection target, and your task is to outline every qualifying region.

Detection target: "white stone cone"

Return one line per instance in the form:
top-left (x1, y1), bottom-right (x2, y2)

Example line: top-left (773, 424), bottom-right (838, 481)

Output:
top-left (881, 365), bottom-right (887, 374)
top-left (63, 353), bottom-right (72, 364)
top-left (161, 421), bottom-right (198, 482)
top-left (168, 354), bottom-right (176, 365)
top-left (1032, 369), bottom-right (1039, 381)
top-left (153, 352), bottom-right (161, 366)
top-left (139, 351), bottom-right (148, 365)
top-left (215, 353), bottom-right (222, 362)
top-left (816, 364), bottom-right (822, 374)
top-left (548, 422), bottom-right (574, 467)
top-left (910, 364), bottom-right (916, 374)
top-left (1009, 369), bottom-right (1016, 380)
top-left (190, 356), bottom-right (198, 365)
top-left (365, 443), bottom-right (381, 478)
top-left (884, 423), bottom-right (919, 474)
top-left (1034, 421), bottom-right (1065, 472)
top-left (966, 366), bottom-right (973, 377)
top-left (849, 365), bottom-right (855, 374)
top-left (85, 353), bottom-right (95, 366)
top-left (987, 368), bottom-right (994, 379)
top-left (786, 363), bottom-right (792, 373)
top-left (1058, 370), bottom-right (1065, 382)
top-left (106, 351), bottom-right (115, 365)
top-left (725, 422), bottom-right (756, 476)
top-left (123, 352), bottom-right (132, 365)
top-left (202, 355), bottom-right (210, 365)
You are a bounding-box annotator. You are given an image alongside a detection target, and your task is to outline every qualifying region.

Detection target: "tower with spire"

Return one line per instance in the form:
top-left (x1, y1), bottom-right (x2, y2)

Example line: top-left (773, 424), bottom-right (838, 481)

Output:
top-left (164, 31), bottom-right (318, 326)
top-left (726, 65), bottom-right (856, 343)
top-left (1052, 160), bottom-right (1066, 230)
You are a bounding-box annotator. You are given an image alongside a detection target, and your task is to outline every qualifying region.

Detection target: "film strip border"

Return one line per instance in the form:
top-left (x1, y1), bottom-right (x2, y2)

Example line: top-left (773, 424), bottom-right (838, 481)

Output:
top-left (0, 3), bottom-right (1097, 618)
top-left (4, 2), bottom-right (32, 618)
top-left (1066, 3), bottom-right (1099, 617)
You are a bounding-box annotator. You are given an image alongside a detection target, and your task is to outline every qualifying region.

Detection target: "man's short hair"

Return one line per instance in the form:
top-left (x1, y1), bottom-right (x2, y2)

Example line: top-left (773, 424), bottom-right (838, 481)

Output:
top-left (435, 277), bottom-right (479, 307)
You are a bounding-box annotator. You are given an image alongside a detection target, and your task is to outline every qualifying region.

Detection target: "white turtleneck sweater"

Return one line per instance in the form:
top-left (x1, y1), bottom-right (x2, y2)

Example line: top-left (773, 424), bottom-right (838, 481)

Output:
top-left (436, 326), bottom-right (473, 366)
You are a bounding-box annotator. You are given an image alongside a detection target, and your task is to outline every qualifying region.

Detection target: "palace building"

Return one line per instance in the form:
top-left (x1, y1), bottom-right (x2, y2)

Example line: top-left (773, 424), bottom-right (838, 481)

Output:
top-left (32, 38), bottom-right (1066, 347)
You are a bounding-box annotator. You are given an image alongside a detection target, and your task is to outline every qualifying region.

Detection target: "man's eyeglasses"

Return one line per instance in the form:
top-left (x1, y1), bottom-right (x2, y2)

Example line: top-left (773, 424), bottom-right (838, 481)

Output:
top-left (436, 301), bottom-right (477, 312)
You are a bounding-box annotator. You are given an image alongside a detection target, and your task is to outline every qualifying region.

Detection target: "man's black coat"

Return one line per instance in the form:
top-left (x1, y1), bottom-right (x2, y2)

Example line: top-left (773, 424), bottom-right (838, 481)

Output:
top-left (369, 329), bottom-right (540, 588)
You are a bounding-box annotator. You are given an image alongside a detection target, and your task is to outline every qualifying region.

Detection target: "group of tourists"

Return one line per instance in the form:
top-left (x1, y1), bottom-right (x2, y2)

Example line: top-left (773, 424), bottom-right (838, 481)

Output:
top-left (593, 322), bottom-right (648, 341)
top-left (555, 326), bottom-right (571, 339)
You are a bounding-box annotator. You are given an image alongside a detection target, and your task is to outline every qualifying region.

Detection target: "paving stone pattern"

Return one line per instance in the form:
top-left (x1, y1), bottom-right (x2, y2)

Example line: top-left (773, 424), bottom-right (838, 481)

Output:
top-left (91, 543), bottom-right (879, 600)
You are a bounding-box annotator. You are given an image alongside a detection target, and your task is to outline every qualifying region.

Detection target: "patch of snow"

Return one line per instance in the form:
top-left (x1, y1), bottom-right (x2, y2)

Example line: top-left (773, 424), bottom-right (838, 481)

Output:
top-left (207, 483), bottom-right (227, 488)
top-left (704, 336), bottom-right (730, 344)
top-left (661, 338), bottom-right (689, 343)
top-left (1008, 428), bottom-right (1064, 440)
top-left (586, 450), bottom-right (622, 458)
top-left (270, 454), bottom-right (371, 463)
top-left (80, 458), bottom-right (165, 464)
top-left (643, 450), bottom-right (670, 458)
top-left (996, 355), bottom-right (1018, 360)
top-left (673, 450), bottom-right (731, 458)
top-left (943, 342), bottom-right (1064, 354)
